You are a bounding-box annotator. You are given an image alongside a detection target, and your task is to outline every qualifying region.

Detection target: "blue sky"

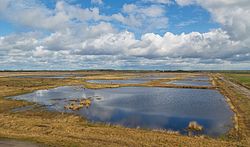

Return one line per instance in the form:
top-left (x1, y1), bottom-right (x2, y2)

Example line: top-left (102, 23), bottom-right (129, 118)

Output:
top-left (1, 0), bottom-right (219, 36)
top-left (0, 0), bottom-right (249, 70)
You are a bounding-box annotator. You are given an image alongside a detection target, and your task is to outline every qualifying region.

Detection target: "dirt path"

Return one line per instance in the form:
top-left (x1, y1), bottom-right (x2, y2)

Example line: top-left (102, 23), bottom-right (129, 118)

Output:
top-left (219, 75), bottom-right (250, 99)
top-left (0, 139), bottom-right (41, 147)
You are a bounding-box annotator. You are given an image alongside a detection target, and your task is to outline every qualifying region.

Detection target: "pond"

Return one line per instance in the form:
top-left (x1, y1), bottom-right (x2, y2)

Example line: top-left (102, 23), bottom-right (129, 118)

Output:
top-left (87, 79), bottom-right (149, 84)
top-left (87, 74), bottom-right (175, 84)
top-left (186, 76), bottom-right (210, 81)
top-left (167, 80), bottom-right (212, 86)
top-left (10, 86), bottom-right (233, 137)
top-left (165, 75), bottom-right (212, 86)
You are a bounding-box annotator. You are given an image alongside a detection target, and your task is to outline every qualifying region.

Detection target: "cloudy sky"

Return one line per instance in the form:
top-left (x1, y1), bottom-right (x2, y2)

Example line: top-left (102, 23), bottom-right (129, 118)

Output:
top-left (0, 0), bottom-right (249, 70)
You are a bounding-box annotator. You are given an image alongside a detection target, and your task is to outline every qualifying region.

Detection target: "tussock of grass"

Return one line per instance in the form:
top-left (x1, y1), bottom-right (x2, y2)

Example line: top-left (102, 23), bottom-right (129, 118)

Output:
top-left (64, 98), bottom-right (92, 110)
top-left (187, 121), bottom-right (204, 137)
top-left (188, 121), bottom-right (203, 132)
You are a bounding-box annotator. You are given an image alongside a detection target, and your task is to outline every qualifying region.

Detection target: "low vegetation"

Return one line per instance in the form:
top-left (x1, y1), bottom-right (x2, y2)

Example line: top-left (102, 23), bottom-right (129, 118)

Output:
top-left (213, 73), bottom-right (250, 145)
top-left (224, 73), bottom-right (250, 89)
top-left (64, 98), bottom-right (92, 110)
top-left (187, 121), bottom-right (204, 137)
top-left (0, 71), bottom-right (248, 146)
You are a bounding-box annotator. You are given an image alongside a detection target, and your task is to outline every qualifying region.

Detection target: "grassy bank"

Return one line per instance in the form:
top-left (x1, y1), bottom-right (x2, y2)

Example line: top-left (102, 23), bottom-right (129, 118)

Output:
top-left (0, 72), bottom-right (245, 146)
top-left (224, 73), bottom-right (250, 89)
top-left (213, 73), bottom-right (250, 145)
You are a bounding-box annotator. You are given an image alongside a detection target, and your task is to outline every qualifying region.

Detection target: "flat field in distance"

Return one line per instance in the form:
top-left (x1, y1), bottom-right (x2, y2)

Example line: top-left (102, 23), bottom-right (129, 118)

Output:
top-left (224, 73), bottom-right (250, 89)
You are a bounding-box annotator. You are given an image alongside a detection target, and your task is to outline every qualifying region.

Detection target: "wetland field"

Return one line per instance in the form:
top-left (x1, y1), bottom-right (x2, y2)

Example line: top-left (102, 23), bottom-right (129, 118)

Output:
top-left (0, 71), bottom-right (250, 146)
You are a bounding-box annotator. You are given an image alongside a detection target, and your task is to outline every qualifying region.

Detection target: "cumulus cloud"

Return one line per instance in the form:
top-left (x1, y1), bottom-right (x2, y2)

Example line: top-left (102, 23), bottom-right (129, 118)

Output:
top-left (1, 27), bottom-right (248, 69)
top-left (0, 0), bottom-right (105, 31)
top-left (129, 29), bottom-right (246, 61)
top-left (32, 46), bottom-right (51, 57)
top-left (0, 0), bottom-right (66, 30)
top-left (111, 4), bottom-right (168, 33)
top-left (0, 0), bottom-right (249, 70)
top-left (175, 0), bottom-right (250, 42)
top-left (0, 0), bottom-right (168, 34)
top-left (174, 0), bottom-right (250, 68)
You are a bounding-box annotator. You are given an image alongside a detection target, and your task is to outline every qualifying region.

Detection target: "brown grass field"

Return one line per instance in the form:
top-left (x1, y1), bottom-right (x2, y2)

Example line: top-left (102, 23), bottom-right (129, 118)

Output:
top-left (0, 71), bottom-right (249, 146)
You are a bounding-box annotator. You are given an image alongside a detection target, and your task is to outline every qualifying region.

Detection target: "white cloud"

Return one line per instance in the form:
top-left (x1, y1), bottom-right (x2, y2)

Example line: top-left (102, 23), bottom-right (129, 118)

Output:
top-left (33, 46), bottom-right (51, 57)
top-left (91, 0), bottom-right (103, 5)
top-left (0, 0), bottom-right (67, 30)
top-left (129, 29), bottom-right (244, 61)
top-left (88, 22), bottom-right (117, 37)
top-left (1, 27), bottom-right (248, 69)
top-left (175, 0), bottom-right (250, 42)
top-left (0, 0), bottom-right (249, 70)
top-left (174, 0), bottom-right (250, 69)
top-left (122, 4), bottom-right (165, 18)
top-left (143, 0), bottom-right (172, 4)
top-left (79, 31), bottom-right (137, 55)
top-left (175, 0), bottom-right (195, 6)
top-left (111, 4), bottom-right (168, 33)
top-left (176, 20), bottom-right (198, 28)
top-left (0, 0), bottom-right (167, 34)
top-left (0, 0), bottom-right (105, 31)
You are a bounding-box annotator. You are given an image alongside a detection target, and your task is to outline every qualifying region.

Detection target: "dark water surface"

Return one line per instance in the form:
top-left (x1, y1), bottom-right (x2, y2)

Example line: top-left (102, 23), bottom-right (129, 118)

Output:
top-left (87, 79), bottom-right (149, 84)
top-left (10, 86), bottom-right (233, 137)
top-left (166, 75), bottom-right (212, 86)
top-left (186, 76), bottom-right (210, 81)
top-left (167, 80), bottom-right (212, 86)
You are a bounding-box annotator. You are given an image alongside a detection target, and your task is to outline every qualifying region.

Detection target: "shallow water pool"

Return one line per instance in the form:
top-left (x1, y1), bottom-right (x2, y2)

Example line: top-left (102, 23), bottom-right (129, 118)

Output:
top-left (87, 79), bottom-right (149, 84)
top-left (10, 86), bottom-right (233, 137)
top-left (167, 80), bottom-right (212, 86)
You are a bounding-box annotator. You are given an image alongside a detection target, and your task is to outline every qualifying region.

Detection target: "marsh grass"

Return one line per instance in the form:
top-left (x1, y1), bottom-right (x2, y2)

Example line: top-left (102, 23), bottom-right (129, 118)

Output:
top-left (64, 98), bottom-right (92, 110)
top-left (0, 71), bottom-right (244, 146)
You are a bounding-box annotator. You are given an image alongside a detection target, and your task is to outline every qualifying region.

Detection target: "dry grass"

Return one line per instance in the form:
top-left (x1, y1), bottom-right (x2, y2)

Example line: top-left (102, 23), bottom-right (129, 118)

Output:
top-left (0, 71), bottom-right (246, 146)
top-left (212, 73), bottom-right (250, 145)
top-left (188, 121), bottom-right (203, 132)
top-left (0, 111), bottom-right (239, 147)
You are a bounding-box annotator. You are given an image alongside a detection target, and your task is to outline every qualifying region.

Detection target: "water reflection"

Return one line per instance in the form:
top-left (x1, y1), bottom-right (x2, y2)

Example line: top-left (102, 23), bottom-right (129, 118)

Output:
top-left (167, 80), bottom-right (212, 86)
top-left (186, 76), bottom-right (210, 81)
top-left (10, 86), bottom-right (233, 137)
top-left (166, 75), bottom-right (212, 86)
top-left (87, 79), bottom-right (148, 84)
